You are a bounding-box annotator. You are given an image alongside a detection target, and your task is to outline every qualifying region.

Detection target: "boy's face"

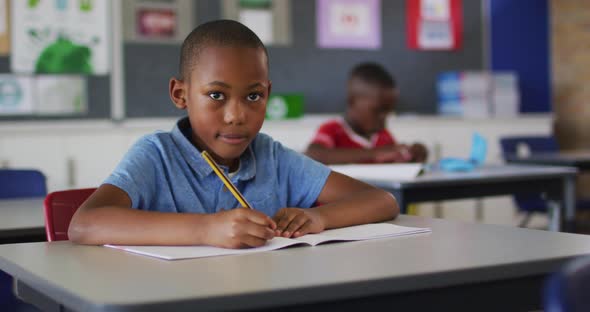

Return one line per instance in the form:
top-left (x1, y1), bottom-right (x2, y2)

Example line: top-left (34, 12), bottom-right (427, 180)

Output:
top-left (347, 80), bottom-right (397, 138)
top-left (169, 45), bottom-right (270, 168)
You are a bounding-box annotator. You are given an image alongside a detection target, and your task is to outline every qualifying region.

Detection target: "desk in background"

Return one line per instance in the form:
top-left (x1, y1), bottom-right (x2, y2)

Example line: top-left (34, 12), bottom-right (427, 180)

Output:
top-left (0, 198), bottom-right (46, 244)
top-left (1, 215), bottom-right (590, 312)
top-left (506, 151), bottom-right (590, 170)
top-left (337, 164), bottom-right (577, 232)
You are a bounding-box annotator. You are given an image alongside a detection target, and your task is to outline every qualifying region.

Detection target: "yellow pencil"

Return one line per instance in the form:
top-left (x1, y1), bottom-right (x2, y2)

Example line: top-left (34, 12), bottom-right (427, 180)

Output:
top-left (201, 151), bottom-right (253, 209)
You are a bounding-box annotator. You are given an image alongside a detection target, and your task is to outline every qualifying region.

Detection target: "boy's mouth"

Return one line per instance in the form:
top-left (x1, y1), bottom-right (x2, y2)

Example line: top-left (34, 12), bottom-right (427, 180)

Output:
top-left (217, 133), bottom-right (248, 145)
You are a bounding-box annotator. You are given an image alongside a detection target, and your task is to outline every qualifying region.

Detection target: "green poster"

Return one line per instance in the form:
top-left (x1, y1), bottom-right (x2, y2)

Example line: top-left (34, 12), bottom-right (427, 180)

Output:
top-left (266, 94), bottom-right (304, 120)
top-left (11, 0), bottom-right (110, 74)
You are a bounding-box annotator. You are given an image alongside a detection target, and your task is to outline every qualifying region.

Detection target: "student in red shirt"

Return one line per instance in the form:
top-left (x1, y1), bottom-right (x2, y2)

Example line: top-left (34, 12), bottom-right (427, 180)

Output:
top-left (306, 62), bottom-right (428, 164)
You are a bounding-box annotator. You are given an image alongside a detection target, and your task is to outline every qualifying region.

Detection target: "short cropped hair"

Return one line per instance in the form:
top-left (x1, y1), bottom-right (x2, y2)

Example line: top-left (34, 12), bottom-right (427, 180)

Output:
top-left (349, 62), bottom-right (396, 88)
top-left (178, 20), bottom-right (268, 80)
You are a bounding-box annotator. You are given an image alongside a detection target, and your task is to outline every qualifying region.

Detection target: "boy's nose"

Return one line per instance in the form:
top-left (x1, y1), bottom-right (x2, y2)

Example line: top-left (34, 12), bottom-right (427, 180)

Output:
top-left (223, 100), bottom-right (246, 125)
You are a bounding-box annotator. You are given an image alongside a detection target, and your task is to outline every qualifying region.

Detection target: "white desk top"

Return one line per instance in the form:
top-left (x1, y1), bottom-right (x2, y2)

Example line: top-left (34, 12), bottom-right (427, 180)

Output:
top-left (0, 198), bottom-right (45, 232)
top-left (340, 164), bottom-right (577, 188)
top-left (1, 215), bottom-right (590, 311)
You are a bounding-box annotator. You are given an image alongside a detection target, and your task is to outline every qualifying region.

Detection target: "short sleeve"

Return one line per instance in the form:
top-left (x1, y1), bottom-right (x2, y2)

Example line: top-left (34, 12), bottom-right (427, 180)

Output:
top-left (309, 123), bottom-right (337, 148)
top-left (380, 129), bottom-right (396, 146)
top-left (274, 141), bottom-right (331, 208)
top-left (103, 135), bottom-right (160, 209)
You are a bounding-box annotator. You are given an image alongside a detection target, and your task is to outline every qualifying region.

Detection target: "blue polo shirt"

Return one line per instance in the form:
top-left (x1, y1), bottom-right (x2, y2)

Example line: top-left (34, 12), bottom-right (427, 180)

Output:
top-left (103, 118), bottom-right (331, 217)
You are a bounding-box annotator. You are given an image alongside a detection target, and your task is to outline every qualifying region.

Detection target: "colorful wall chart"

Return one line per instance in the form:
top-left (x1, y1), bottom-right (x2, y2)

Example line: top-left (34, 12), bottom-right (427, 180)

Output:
top-left (11, 0), bottom-right (110, 74)
top-left (222, 0), bottom-right (292, 46)
top-left (0, 74), bottom-right (34, 115)
top-left (407, 0), bottom-right (463, 50)
top-left (317, 0), bottom-right (381, 50)
top-left (0, 0), bottom-right (9, 55)
top-left (123, 0), bottom-right (194, 44)
top-left (0, 74), bottom-right (87, 116)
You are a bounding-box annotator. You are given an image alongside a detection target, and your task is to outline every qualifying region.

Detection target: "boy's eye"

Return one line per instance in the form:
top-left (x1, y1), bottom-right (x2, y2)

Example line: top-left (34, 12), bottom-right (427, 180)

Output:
top-left (209, 92), bottom-right (225, 101)
top-left (247, 93), bottom-right (261, 101)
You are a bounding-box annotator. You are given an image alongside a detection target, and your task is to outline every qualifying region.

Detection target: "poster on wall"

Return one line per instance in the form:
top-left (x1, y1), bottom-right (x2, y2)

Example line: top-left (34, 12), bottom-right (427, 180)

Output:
top-left (317, 0), bottom-right (381, 50)
top-left (123, 0), bottom-right (194, 44)
top-left (222, 0), bottom-right (292, 46)
top-left (407, 0), bottom-right (462, 50)
top-left (0, 0), bottom-right (9, 56)
top-left (36, 75), bottom-right (87, 115)
top-left (0, 74), bottom-right (87, 116)
top-left (0, 75), bottom-right (35, 115)
top-left (239, 0), bottom-right (273, 44)
top-left (11, 0), bottom-right (111, 74)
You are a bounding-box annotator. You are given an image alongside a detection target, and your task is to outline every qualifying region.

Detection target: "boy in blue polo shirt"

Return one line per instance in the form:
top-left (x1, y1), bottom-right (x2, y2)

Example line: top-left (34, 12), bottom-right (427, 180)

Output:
top-left (69, 20), bottom-right (398, 249)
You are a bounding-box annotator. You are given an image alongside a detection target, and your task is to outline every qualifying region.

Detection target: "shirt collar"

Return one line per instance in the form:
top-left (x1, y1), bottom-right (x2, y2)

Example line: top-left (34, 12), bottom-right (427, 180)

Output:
top-left (171, 117), bottom-right (256, 181)
top-left (339, 117), bottom-right (379, 148)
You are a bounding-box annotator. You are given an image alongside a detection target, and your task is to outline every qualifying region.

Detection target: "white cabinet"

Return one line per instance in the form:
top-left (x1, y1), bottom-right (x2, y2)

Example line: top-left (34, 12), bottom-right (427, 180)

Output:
top-left (0, 135), bottom-right (68, 192)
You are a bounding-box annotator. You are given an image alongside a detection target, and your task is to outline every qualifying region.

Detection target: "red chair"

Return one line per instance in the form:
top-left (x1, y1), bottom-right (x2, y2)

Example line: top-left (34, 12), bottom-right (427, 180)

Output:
top-left (44, 188), bottom-right (97, 241)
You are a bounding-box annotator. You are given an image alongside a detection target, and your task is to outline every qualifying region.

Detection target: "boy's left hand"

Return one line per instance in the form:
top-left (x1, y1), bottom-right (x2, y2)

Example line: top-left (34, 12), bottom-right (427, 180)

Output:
top-left (272, 208), bottom-right (325, 238)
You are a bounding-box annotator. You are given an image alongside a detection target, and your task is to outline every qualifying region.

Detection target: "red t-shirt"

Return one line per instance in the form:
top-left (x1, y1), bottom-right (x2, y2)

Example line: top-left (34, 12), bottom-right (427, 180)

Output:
top-left (310, 118), bottom-right (396, 149)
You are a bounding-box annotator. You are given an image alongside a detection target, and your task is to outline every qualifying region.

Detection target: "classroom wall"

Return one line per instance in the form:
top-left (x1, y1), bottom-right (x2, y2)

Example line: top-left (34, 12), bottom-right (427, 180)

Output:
top-left (550, 0), bottom-right (590, 199)
top-left (551, 0), bottom-right (590, 149)
top-left (1, 0), bottom-right (561, 120)
top-left (126, 0), bottom-right (484, 117)
top-left (0, 0), bottom-right (484, 120)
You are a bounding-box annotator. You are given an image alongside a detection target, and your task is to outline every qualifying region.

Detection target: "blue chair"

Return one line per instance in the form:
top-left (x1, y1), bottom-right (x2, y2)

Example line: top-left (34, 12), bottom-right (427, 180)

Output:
top-left (500, 136), bottom-right (590, 228)
top-left (0, 169), bottom-right (46, 311)
top-left (500, 136), bottom-right (561, 227)
top-left (544, 256), bottom-right (590, 312)
top-left (0, 169), bottom-right (47, 199)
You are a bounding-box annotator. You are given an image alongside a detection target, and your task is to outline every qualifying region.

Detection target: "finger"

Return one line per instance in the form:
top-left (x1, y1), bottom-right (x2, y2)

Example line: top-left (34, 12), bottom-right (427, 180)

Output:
top-left (246, 222), bottom-right (275, 240)
top-left (284, 215), bottom-right (308, 238)
top-left (272, 209), bottom-right (287, 233)
top-left (293, 220), bottom-right (313, 238)
top-left (245, 209), bottom-right (275, 228)
top-left (276, 211), bottom-right (297, 233)
top-left (268, 218), bottom-right (277, 230)
top-left (272, 208), bottom-right (285, 223)
top-left (273, 209), bottom-right (286, 233)
top-left (239, 234), bottom-right (269, 248)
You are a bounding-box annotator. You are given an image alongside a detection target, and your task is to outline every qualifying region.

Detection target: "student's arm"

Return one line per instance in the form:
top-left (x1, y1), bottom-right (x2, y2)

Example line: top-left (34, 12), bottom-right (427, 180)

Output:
top-left (306, 143), bottom-right (413, 164)
top-left (273, 171), bottom-right (398, 238)
top-left (68, 184), bottom-right (275, 248)
top-left (305, 143), bottom-right (378, 164)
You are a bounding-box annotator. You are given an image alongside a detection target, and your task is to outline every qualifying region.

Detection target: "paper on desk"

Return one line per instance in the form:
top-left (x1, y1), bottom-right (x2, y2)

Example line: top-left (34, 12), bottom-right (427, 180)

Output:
top-left (329, 163), bottom-right (423, 181)
top-left (105, 223), bottom-right (431, 260)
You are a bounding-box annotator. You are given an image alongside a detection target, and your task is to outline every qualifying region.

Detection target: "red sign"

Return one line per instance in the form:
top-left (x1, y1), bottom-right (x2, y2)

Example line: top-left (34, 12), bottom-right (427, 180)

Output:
top-left (407, 0), bottom-right (462, 50)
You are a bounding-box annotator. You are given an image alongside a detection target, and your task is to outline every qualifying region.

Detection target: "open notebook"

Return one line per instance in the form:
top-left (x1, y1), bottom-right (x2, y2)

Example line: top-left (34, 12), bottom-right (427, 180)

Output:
top-left (330, 163), bottom-right (424, 181)
top-left (105, 223), bottom-right (430, 260)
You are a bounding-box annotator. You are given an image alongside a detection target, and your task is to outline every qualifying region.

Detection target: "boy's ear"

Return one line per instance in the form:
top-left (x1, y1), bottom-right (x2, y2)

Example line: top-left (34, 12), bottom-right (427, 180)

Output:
top-left (267, 80), bottom-right (272, 96)
top-left (169, 77), bottom-right (187, 110)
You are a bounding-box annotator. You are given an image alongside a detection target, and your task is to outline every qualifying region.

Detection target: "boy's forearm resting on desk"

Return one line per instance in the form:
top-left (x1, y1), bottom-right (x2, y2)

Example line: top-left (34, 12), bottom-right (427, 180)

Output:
top-left (69, 175), bottom-right (397, 246)
top-left (69, 205), bottom-right (216, 246)
top-left (314, 188), bottom-right (398, 230)
top-left (316, 171), bottom-right (399, 229)
top-left (69, 185), bottom-right (276, 247)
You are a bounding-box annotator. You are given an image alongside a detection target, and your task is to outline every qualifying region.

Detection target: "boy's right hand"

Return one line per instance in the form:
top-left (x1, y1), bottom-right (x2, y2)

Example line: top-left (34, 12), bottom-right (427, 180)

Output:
top-left (204, 208), bottom-right (276, 249)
